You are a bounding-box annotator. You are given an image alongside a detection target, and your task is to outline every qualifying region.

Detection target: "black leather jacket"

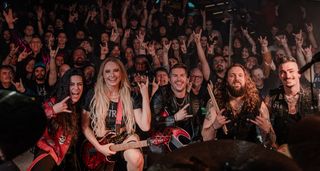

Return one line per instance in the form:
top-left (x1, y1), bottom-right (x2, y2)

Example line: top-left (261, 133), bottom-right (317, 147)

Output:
top-left (150, 85), bottom-right (202, 141)
top-left (269, 85), bottom-right (318, 145)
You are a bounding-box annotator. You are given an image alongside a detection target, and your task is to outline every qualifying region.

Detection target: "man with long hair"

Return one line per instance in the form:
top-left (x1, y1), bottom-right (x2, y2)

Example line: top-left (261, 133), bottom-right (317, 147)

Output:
top-left (82, 57), bottom-right (151, 171)
top-left (202, 64), bottom-right (276, 147)
top-left (28, 68), bottom-right (85, 171)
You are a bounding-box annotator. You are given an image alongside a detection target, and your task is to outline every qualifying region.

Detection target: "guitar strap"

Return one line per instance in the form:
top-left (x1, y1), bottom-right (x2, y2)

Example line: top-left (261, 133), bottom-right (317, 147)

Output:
top-left (115, 99), bottom-right (123, 134)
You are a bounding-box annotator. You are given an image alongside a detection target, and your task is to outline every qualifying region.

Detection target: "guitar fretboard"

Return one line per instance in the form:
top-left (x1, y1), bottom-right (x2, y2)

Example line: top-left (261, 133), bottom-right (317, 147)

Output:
top-left (110, 140), bottom-right (148, 152)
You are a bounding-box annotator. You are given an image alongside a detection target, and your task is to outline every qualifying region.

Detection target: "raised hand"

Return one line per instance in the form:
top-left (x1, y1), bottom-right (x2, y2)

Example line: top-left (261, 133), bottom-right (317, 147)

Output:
top-left (207, 43), bottom-right (214, 55)
top-left (147, 41), bottom-right (156, 56)
top-left (137, 76), bottom-right (149, 98)
top-left (275, 35), bottom-right (288, 47)
top-left (110, 18), bottom-right (118, 30)
top-left (293, 30), bottom-right (303, 47)
top-left (48, 34), bottom-right (55, 49)
top-left (258, 36), bottom-right (268, 48)
top-left (142, 0), bottom-right (147, 9)
top-left (212, 109), bottom-right (230, 129)
top-left (193, 29), bottom-right (202, 45)
top-left (200, 9), bottom-right (206, 17)
top-left (180, 40), bottom-right (187, 54)
top-left (151, 77), bottom-right (159, 94)
top-left (305, 23), bottom-right (313, 33)
top-left (150, 5), bottom-right (158, 15)
top-left (162, 40), bottom-right (172, 53)
top-left (3, 9), bottom-right (18, 27)
top-left (52, 96), bottom-right (72, 114)
top-left (110, 29), bottom-right (119, 42)
top-left (36, 6), bottom-right (43, 21)
top-left (136, 30), bottom-right (146, 44)
top-left (106, 0), bottom-right (113, 11)
top-left (12, 78), bottom-right (25, 93)
top-left (241, 26), bottom-right (249, 36)
top-left (100, 43), bottom-right (109, 58)
top-left (18, 48), bottom-right (32, 62)
top-left (49, 46), bottom-right (59, 59)
top-left (302, 45), bottom-right (313, 58)
top-left (69, 11), bottom-right (78, 23)
top-left (178, 16), bottom-right (185, 26)
top-left (123, 0), bottom-right (131, 7)
top-left (123, 28), bottom-right (131, 39)
top-left (174, 103), bottom-right (192, 121)
top-left (8, 45), bottom-right (19, 57)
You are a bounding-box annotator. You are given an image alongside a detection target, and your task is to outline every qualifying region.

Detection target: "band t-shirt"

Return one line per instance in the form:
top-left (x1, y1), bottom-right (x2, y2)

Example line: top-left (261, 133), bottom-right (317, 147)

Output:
top-left (83, 89), bottom-right (142, 133)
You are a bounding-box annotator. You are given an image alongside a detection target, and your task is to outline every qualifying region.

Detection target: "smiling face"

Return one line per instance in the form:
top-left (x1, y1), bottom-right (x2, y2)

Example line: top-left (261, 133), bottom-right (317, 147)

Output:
top-left (213, 56), bottom-right (227, 73)
top-left (251, 68), bottom-right (264, 88)
top-left (30, 37), bottom-right (42, 53)
top-left (279, 61), bottom-right (300, 89)
top-left (34, 67), bottom-right (46, 81)
top-left (169, 67), bottom-right (189, 93)
top-left (190, 68), bottom-right (203, 88)
top-left (155, 70), bottom-right (169, 86)
top-left (69, 75), bottom-right (84, 104)
top-left (0, 68), bottom-right (13, 84)
top-left (103, 61), bottom-right (122, 89)
top-left (227, 66), bottom-right (246, 97)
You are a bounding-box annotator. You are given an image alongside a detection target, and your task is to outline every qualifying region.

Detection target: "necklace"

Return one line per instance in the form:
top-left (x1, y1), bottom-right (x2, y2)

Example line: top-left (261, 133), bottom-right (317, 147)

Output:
top-left (174, 96), bottom-right (187, 108)
top-left (284, 93), bottom-right (299, 104)
top-left (284, 93), bottom-right (299, 114)
top-left (230, 101), bottom-right (244, 113)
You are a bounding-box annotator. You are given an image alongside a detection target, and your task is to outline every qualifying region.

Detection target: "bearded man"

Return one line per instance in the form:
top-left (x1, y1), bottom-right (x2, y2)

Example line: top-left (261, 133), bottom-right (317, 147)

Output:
top-left (202, 64), bottom-right (276, 147)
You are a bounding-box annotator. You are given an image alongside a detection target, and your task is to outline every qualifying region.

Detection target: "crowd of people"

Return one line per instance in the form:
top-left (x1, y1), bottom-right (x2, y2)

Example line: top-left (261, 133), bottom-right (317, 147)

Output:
top-left (0, 0), bottom-right (319, 171)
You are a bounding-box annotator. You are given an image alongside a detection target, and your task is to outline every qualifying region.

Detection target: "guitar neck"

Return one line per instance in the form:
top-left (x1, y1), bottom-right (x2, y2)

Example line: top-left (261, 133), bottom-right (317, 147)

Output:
top-left (109, 140), bottom-right (149, 152)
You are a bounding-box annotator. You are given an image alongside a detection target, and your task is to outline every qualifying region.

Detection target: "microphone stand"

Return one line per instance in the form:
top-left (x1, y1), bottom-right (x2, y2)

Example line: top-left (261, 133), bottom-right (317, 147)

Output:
top-left (309, 66), bottom-right (317, 111)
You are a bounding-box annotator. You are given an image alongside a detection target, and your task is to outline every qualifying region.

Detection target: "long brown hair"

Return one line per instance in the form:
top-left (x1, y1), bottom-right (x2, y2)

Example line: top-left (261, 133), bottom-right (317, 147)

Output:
top-left (221, 64), bottom-right (260, 113)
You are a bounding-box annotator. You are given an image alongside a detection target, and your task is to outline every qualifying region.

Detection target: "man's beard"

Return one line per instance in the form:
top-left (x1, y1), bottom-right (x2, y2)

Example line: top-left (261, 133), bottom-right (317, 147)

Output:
top-left (36, 75), bottom-right (45, 81)
top-left (227, 83), bottom-right (245, 97)
top-left (75, 60), bottom-right (85, 67)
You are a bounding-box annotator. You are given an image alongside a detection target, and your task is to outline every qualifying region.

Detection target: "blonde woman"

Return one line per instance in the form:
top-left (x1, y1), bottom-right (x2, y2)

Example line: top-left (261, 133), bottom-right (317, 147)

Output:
top-left (82, 57), bottom-right (151, 171)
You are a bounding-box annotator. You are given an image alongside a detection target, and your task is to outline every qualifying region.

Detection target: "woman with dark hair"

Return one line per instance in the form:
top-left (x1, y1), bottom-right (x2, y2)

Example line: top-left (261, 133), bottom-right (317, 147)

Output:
top-left (28, 68), bottom-right (85, 171)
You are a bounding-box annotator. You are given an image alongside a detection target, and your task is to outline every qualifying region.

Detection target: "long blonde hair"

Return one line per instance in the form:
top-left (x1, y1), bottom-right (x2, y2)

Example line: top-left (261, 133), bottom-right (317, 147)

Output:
top-left (90, 57), bottom-right (135, 137)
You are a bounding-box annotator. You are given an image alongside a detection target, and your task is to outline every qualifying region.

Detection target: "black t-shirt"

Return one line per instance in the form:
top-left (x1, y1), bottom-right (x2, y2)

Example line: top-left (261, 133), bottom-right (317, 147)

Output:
top-left (83, 89), bottom-right (142, 132)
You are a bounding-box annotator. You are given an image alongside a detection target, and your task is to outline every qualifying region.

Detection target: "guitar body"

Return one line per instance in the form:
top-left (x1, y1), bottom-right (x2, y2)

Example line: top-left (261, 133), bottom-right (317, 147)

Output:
top-left (81, 132), bottom-right (127, 170)
top-left (163, 127), bottom-right (192, 152)
top-left (81, 132), bottom-right (169, 170)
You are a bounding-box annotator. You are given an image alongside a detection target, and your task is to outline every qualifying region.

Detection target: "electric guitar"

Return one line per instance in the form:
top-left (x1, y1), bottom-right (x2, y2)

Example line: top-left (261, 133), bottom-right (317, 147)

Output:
top-left (156, 127), bottom-right (192, 152)
top-left (81, 132), bottom-right (170, 170)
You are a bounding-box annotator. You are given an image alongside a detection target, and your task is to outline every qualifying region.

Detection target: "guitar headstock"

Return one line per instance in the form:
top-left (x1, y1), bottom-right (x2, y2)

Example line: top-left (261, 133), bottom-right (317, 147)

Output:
top-left (148, 135), bottom-right (171, 146)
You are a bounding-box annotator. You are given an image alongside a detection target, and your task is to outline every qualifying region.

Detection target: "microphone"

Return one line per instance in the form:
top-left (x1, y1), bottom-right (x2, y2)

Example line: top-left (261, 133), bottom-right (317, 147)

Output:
top-left (299, 51), bottom-right (320, 74)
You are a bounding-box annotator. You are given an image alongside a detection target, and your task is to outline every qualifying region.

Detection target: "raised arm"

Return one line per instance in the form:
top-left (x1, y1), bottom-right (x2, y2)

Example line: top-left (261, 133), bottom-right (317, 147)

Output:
top-left (48, 45), bottom-right (58, 87)
top-left (121, 0), bottom-right (130, 29)
top-left (134, 77), bottom-right (151, 131)
top-left (306, 23), bottom-right (318, 50)
top-left (275, 35), bottom-right (292, 58)
top-left (241, 27), bottom-right (257, 55)
top-left (140, 0), bottom-right (148, 27)
top-left (258, 36), bottom-right (274, 78)
top-left (193, 30), bottom-right (210, 81)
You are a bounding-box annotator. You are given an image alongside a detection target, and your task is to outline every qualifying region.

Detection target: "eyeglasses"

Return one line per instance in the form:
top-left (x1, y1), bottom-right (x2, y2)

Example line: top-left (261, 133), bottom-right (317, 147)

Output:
top-left (190, 75), bottom-right (203, 79)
